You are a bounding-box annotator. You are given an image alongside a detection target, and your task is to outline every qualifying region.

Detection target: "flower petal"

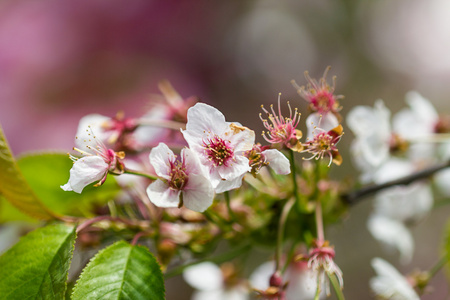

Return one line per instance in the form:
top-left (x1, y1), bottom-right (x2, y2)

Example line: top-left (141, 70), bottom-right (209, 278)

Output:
top-left (149, 143), bottom-right (174, 180)
top-left (373, 183), bottom-right (433, 222)
top-left (217, 155), bottom-right (250, 181)
top-left (184, 103), bottom-right (229, 140)
top-left (249, 261), bottom-right (275, 290)
top-left (305, 113), bottom-right (339, 140)
top-left (146, 180), bottom-right (180, 208)
top-left (183, 174), bottom-right (215, 212)
top-left (75, 114), bottom-right (111, 149)
top-left (214, 174), bottom-right (246, 193)
top-left (367, 215), bottom-right (414, 264)
top-left (370, 258), bottom-right (420, 300)
top-left (60, 156), bottom-right (108, 193)
top-left (262, 149), bottom-right (291, 175)
top-left (183, 262), bottom-right (223, 291)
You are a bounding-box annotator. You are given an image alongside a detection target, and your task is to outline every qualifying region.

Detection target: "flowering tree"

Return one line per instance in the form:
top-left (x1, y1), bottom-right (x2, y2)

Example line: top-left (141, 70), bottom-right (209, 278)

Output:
top-left (0, 70), bottom-right (448, 300)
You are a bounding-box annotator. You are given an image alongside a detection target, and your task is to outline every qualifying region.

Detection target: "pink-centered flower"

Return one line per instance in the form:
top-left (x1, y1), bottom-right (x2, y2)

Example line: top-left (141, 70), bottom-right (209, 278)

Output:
top-left (61, 130), bottom-right (125, 193)
top-left (260, 93), bottom-right (303, 151)
top-left (291, 66), bottom-right (343, 116)
top-left (147, 142), bottom-right (214, 212)
top-left (245, 144), bottom-right (291, 176)
top-left (182, 103), bottom-right (255, 193)
top-left (75, 112), bottom-right (138, 151)
top-left (303, 116), bottom-right (343, 167)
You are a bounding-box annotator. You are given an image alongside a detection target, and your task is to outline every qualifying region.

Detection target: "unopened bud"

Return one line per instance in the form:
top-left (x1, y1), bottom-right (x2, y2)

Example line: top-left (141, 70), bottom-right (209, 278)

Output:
top-left (269, 271), bottom-right (283, 287)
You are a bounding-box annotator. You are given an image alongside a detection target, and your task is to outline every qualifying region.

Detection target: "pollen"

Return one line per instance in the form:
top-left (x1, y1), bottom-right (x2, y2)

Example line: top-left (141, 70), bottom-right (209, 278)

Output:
top-left (203, 135), bottom-right (234, 167)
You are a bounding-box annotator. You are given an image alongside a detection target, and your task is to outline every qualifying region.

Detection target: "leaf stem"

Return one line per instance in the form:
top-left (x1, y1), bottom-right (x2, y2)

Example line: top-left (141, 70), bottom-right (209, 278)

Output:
top-left (124, 168), bottom-right (157, 181)
top-left (289, 150), bottom-right (300, 203)
top-left (224, 191), bottom-right (236, 222)
top-left (315, 199), bottom-right (324, 242)
top-left (428, 255), bottom-right (449, 278)
top-left (328, 273), bottom-right (345, 300)
top-left (275, 197), bottom-right (296, 272)
top-left (76, 216), bottom-right (150, 233)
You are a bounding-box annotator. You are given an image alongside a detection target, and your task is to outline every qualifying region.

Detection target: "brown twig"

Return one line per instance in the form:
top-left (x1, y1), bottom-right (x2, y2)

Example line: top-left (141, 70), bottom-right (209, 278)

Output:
top-left (342, 159), bottom-right (450, 205)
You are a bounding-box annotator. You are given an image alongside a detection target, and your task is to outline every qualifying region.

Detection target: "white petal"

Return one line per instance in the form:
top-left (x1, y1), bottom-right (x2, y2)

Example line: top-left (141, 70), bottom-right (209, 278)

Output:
top-left (149, 143), bottom-right (174, 180)
top-left (217, 155), bottom-right (250, 181)
top-left (346, 100), bottom-right (391, 138)
top-left (75, 114), bottom-right (111, 149)
top-left (435, 168), bottom-right (450, 197)
top-left (221, 288), bottom-right (249, 300)
top-left (133, 105), bottom-right (172, 145)
top-left (249, 261), bottom-right (275, 290)
top-left (183, 262), bottom-right (223, 291)
top-left (262, 149), bottom-right (291, 175)
top-left (357, 135), bottom-right (390, 168)
top-left (182, 147), bottom-right (209, 178)
top-left (367, 215), bottom-right (414, 264)
top-left (374, 183), bottom-right (433, 222)
top-left (393, 92), bottom-right (438, 140)
top-left (183, 174), bottom-right (215, 212)
top-left (146, 180), bottom-right (180, 208)
top-left (285, 267), bottom-right (323, 300)
top-left (215, 174), bottom-right (246, 193)
top-left (305, 113), bottom-right (339, 140)
top-left (228, 126), bottom-right (256, 153)
top-left (349, 139), bottom-right (380, 183)
top-left (60, 156), bottom-right (108, 193)
top-left (185, 103), bottom-right (229, 137)
top-left (373, 158), bottom-right (414, 184)
top-left (405, 91), bottom-right (438, 129)
top-left (370, 258), bottom-right (420, 300)
top-left (346, 100), bottom-right (391, 168)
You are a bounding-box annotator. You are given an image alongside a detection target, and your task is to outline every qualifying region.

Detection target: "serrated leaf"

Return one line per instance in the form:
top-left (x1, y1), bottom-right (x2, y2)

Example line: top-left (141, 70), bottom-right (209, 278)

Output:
top-left (72, 241), bottom-right (165, 300)
top-left (0, 124), bottom-right (56, 220)
top-left (17, 152), bottom-right (120, 217)
top-left (0, 223), bottom-right (77, 300)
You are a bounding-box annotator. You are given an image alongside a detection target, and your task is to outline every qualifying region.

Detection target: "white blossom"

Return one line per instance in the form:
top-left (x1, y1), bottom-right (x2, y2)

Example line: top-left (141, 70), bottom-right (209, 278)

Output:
top-left (370, 258), bottom-right (419, 300)
top-left (182, 103), bottom-right (255, 193)
top-left (147, 143), bottom-right (214, 212)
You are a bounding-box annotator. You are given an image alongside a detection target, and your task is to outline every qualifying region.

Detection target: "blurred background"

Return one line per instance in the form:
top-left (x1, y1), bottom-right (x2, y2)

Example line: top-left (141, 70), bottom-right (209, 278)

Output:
top-left (1, 0), bottom-right (450, 299)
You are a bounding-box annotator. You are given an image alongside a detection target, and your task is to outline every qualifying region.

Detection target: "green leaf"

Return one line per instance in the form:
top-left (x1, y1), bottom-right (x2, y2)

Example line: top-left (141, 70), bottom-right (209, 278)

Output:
top-left (17, 152), bottom-right (120, 217)
top-left (0, 124), bottom-right (56, 220)
top-left (72, 241), bottom-right (165, 300)
top-left (0, 195), bottom-right (36, 223)
top-left (0, 223), bottom-right (77, 300)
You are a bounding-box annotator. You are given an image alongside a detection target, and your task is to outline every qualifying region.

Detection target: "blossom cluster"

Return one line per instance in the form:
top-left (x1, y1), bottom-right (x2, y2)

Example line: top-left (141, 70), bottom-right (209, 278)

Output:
top-left (347, 92), bottom-right (450, 264)
top-left (56, 68), bottom-right (448, 300)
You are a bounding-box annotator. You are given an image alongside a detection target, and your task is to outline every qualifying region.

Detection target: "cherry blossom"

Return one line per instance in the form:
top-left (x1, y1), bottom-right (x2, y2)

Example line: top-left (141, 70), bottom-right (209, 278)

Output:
top-left (291, 66), bottom-right (343, 116)
top-left (183, 262), bottom-right (248, 300)
top-left (302, 115), bottom-right (343, 167)
top-left (250, 260), bottom-right (324, 300)
top-left (146, 143), bottom-right (214, 212)
top-left (182, 102), bottom-right (255, 193)
top-left (75, 112), bottom-right (138, 151)
top-left (245, 144), bottom-right (290, 176)
top-left (260, 94), bottom-right (303, 151)
top-left (61, 131), bottom-right (125, 193)
top-left (370, 258), bottom-right (420, 300)
top-left (367, 158), bottom-right (433, 263)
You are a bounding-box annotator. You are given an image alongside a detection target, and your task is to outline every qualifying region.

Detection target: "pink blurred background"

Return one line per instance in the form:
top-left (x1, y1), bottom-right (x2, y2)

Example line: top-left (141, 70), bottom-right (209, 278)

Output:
top-left (1, 0), bottom-right (450, 299)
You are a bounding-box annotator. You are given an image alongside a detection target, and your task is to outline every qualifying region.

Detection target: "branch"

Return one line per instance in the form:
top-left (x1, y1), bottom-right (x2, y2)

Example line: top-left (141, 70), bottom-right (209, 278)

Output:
top-left (342, 159), bottom-right (450, 205)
